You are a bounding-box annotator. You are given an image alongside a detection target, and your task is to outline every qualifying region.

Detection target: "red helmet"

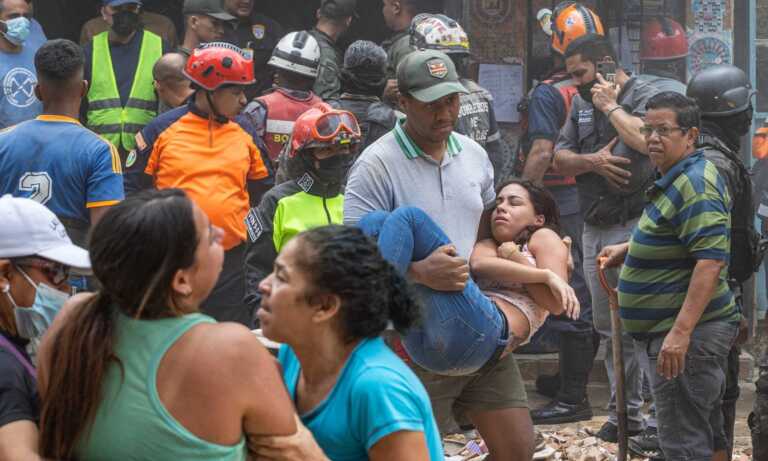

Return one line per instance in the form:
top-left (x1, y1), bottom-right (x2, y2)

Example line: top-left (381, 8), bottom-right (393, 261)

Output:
top-left (640, 17), bottom-right (688, 61)
top-left (290, 103), bottom-right (361, 157)
top-left (183, 42), bottom-right (255, 91)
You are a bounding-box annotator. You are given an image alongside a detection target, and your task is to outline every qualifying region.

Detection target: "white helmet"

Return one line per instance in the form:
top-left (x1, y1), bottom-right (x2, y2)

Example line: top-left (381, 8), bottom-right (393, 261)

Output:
top-left (268, 31), bottom-right (321, 79)
top-left (409, 14), bottom-right (470, 56)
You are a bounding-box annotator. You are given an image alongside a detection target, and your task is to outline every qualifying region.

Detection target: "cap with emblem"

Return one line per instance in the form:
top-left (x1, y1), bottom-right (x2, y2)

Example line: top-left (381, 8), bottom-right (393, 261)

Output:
top-left (182, 0), bottom-right (236, 21)
top-left (319, 0), bottom-right (357, 19)
top-left (396, 49), bottom-right (468, 103)
top-left (103, 0), bottom-right (142, 6)
top-left (0, 195), bottom-right (90, 269)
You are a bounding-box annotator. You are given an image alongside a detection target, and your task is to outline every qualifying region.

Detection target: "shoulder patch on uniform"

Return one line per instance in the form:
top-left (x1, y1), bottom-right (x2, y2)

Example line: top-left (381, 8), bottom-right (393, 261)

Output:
top-left (297, 173), bottom-right (314, 192)
top-left (245, 208), bottom-right (265, 242)
top-left (135, 132), bottom-right (147, 151)
top-left (125, 150), bottom-right (137, 168)
top-left (252, 24), bottom-right (265, 40)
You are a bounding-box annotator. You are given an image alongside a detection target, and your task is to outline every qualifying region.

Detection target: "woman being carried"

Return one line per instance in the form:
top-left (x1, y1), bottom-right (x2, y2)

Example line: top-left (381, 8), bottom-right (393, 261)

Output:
top-left (359, 179), bottom-right (578, 376)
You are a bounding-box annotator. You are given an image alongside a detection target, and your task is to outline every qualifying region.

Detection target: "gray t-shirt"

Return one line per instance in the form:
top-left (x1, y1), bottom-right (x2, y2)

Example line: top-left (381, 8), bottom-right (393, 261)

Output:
top-left (344, 120), bottom-right (495, 258)
top-left (555, 75), bottom-right (658, 217)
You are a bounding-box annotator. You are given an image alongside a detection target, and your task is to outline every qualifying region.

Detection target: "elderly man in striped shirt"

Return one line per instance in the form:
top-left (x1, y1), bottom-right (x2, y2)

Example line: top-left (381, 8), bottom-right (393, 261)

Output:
top-left (599, 91), bottom-right (739, 461)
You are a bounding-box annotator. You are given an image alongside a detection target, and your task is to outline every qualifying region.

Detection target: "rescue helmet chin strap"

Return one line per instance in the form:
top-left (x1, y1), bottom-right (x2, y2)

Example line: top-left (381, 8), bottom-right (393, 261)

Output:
top-left (203, 89), bottom-right (229, 124)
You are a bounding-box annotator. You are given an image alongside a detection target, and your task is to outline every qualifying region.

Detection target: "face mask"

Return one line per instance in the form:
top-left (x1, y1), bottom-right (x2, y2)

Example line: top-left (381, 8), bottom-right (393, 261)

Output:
top-left (307, 153), bottom-right (354, 184)
top-left (731, 106), bottom-right (754, 137)
top-left (577, 80), bottom-right (597, 105)
top-left (112, 10), bottom-right (141, 36)
top-left (1, 17), bottom-right (31, 46)
top-left (3, 267), bottom-right (69, 340)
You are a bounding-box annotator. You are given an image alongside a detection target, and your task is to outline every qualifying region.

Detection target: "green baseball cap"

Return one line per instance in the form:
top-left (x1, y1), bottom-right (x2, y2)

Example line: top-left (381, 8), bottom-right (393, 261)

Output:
top-left (397, 50), bottom-right (468, 103)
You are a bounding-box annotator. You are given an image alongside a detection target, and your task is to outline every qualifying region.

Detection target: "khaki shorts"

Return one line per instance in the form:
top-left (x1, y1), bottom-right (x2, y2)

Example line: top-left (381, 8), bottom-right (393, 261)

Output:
top-left (409, 352), bottom-right (528, 434)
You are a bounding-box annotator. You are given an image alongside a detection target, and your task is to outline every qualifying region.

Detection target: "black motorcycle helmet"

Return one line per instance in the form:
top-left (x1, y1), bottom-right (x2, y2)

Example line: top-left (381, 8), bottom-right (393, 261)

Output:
top-left (686, 64), bottom-right (756, 117)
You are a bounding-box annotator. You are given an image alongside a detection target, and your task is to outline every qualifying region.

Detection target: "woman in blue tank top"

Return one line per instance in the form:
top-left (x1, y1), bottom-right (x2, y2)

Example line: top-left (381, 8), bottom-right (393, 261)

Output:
top-left (35, 189), bottom-right (297, 460)
top-left (250, 225), bottom-right (444, 461)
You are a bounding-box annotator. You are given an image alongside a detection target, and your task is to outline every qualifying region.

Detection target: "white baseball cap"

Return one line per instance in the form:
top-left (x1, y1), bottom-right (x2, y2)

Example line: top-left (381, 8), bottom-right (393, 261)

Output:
top-left (0, 195), bottom-right (91, 269)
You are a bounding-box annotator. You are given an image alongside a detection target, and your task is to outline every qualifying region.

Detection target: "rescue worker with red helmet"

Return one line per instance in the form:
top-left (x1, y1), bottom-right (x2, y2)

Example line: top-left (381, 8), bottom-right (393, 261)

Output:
top-left (518, 1), bottom-right (603, 426)
top-left (409, 13), bottom-right (512, 184)
top-left (243, 103), bottom-right (361, 311)
top-left (639, 16), bottom-right (689, 87)
top-left (124, 42), bottom-right (273, 326)
top-left (243, 31), bottom-right (324, 165)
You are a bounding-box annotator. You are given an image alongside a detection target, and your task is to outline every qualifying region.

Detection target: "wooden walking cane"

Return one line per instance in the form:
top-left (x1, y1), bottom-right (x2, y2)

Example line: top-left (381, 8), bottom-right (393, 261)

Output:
top-left (597, 257), bottom-right (628, 461)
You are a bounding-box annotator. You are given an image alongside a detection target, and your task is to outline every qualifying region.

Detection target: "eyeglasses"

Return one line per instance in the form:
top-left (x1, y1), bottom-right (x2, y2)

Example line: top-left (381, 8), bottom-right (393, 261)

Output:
top-left (640, 125), bottom-right (688, 138)
top-left (312, 111), bottom-right (361, 142)
top-left (13, 258), bottom-right (71, 286)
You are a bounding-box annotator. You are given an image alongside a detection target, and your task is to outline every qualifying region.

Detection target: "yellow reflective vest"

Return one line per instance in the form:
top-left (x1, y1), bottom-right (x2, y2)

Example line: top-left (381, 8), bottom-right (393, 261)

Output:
top-left (86, 30), bottom-right (161, 152)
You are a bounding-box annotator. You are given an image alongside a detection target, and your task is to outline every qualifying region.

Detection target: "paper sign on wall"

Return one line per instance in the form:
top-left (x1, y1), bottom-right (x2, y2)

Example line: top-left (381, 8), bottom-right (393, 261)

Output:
top-left (478, 63), bottom-right (524, 123)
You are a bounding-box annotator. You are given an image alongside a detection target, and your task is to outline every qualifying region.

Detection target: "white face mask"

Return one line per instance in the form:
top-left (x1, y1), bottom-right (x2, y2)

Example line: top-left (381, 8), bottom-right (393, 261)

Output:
top-left (3, 266), bottom-right (69, 340)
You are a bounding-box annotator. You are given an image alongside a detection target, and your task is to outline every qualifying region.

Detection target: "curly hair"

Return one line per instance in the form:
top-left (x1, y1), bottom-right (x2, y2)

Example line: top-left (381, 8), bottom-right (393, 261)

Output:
top-left (495, 178), bottom-right (561, 245)
top-left (294, 225), bottom-right (420, 342)
top-left (34, 39), bottom-right (84, 82)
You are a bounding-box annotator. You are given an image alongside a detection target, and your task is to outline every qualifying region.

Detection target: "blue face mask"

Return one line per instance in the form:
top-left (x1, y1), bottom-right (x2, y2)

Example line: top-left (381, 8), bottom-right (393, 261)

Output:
top-left (3, 266), bottom-right (69, 340)
top-left (2, 17), bottom-right (31, 46)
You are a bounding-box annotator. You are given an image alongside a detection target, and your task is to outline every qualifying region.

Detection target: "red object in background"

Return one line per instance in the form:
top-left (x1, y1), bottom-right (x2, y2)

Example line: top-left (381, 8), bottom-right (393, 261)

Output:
top-left (640, 17), bottom-right (689, 61)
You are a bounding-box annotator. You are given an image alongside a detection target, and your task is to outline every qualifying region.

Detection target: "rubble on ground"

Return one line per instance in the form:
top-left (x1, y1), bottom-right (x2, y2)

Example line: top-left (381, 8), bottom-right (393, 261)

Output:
top-left (443, 418), bottom-right (754, 461)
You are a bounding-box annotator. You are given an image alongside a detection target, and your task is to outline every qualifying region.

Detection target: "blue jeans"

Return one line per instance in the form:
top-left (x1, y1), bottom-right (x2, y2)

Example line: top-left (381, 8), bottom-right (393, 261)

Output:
top-left (641, 320), bottom-right (738, 460)
top-left (359, 207), bottom-right (507, 376)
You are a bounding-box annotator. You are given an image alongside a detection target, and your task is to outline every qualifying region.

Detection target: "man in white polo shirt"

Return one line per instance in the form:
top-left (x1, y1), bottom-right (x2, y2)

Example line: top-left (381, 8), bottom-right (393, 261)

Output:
top-left (344, 49), bottom-right (534, 460)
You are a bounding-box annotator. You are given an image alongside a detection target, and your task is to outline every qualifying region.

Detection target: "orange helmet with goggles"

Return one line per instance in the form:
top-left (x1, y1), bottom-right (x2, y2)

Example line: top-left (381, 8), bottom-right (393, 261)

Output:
top-left (290, 103), bottom-right (362, 157)
top-left (550, 2), bottom-right (604, 56)
top-left (184, 42), bottom-right (255, 91)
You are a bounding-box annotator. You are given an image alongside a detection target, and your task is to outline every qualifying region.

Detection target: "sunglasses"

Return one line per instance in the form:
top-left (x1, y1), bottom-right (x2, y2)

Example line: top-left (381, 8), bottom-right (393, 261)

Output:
top-left (13, 258), bottom-right (71, 286)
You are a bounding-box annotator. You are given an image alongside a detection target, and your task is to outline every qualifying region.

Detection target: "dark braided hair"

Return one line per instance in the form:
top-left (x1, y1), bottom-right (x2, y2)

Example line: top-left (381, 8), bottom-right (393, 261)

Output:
top-left (294, 225), bottom-right (421, 342)
top-left (495, 178), bottom-right (561, 246)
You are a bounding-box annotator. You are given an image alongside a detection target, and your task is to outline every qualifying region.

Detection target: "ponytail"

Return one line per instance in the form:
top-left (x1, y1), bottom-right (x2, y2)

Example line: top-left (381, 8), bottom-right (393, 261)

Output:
top-left (39, 189), bottom-right (199, 458)
top-left (40, 292), bottom-right (120, 459)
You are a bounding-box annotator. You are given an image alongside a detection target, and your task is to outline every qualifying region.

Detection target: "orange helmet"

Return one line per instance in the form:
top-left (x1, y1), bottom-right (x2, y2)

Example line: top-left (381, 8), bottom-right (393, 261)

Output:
top-left (184, 42), bottom-right (255, 91)
top-left (640, 17), bottom-right (688, 61)
top-left (754, 126), bottom-right (768, 160)
top-left (290, 103), bottom-right (361, 157)
top-left (550, 2), bottom-right (604, 56)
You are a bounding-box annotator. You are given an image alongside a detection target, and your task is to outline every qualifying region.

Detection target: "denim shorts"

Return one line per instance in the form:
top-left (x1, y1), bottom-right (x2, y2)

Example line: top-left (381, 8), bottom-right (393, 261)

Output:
top-left (641, 320), bottom-right (738, 460)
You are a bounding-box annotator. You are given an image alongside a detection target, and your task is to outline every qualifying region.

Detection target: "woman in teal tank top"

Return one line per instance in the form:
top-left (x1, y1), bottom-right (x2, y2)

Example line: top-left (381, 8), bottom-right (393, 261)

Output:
top-left (36, 189), bottom-right (297, 460)
top-left (250, 225), bottom-right (444, 460)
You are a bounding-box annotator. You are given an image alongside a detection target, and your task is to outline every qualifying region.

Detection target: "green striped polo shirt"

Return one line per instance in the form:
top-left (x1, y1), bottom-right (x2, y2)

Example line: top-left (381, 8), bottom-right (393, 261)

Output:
top-left (618, 151), bottom-right (739, 336)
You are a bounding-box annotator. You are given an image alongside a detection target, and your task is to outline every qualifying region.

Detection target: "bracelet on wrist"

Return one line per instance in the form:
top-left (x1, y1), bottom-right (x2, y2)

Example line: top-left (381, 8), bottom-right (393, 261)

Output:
top-left (606, 105), bottom-right (624, 119)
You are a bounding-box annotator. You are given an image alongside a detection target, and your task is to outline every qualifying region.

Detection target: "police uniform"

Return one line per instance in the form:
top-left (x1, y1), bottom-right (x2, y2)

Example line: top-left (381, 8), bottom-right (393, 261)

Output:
top-left (382, 31), bottom-right (412, 79)
top-left (224, 13), bottom-right (284, 98)
top-left (308, 28), bottom-right (343, 100)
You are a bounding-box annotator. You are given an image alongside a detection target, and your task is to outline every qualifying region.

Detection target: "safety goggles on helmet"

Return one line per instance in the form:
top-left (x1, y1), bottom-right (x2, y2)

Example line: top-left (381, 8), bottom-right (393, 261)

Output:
top-left (312, 111), bottom-right (361, 143)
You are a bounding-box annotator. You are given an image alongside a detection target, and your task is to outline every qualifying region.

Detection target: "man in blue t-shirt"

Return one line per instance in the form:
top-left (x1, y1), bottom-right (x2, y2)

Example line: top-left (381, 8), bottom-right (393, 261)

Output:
top-left (0, 0), bottom-right (47, 128)
top-left (0, 39), bottom-right (124, 249)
